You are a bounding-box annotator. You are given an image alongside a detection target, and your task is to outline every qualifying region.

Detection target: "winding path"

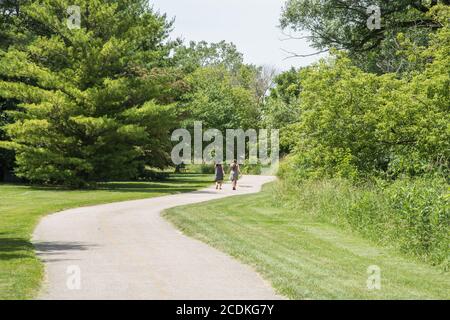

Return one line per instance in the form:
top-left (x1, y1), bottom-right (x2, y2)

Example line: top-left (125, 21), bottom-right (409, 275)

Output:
top-left (32, 175), bottom-right (282, 300)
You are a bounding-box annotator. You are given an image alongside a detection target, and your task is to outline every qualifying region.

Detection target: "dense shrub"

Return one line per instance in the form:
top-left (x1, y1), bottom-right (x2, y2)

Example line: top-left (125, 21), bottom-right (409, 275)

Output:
top-left (277, 8), bottom-right (449, 181)
top-left (382, 178), bottom-right (449, 267)
top-left (187, 164), bottom-right (216, 174)
top-left (188, 162), bottom-right (263, 175)
top-left (136, 168), bottom-right (170, 181)
top-left (240, 160), bottom-right (262, 175)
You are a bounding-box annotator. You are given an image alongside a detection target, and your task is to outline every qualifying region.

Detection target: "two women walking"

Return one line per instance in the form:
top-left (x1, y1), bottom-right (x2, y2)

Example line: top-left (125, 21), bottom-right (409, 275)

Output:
top-left (215, 160), bottom-right (241, 190)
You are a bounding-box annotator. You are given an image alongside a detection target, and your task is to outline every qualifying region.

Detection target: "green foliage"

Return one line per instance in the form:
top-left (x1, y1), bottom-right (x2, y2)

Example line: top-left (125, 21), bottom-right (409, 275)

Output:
top-left (273, 176), bottom-right (449, 269)
top-left (173, 40), bottom-right (244, 73)
top-left (285, 55), bottom-right (384, 179)
top-left (0, 99), bottom-right (16, 179)
top-left (262, 68), bottom-right (302, 153)
top-left (0, 0), bottom-right (26, 51)
top-left (187, 162), bottom-right (263, 175)
top-left (0, 0), bottom-right (180, 186)
top-left (281, 10), bottom-right (449, 180)
top-left (276, 5), bottom-right (450, 271)
top-left (181, 65), bottom-right (259, 131)
top-left (382, 178), bottom-right (449, 267)
top-left (174, 41), bottom-right (273, 132)
top-left (280, 0), bottom-right (450, 73)
top-left (135, 167), bottom-right (170, 181)
top-left (187, 164), bottom-right (216, 174)
top-left (267, 67), bottom-right (302, 105)
top-left (240, 160), bottom-right (262, 175)
top-left (0, 0), bottom-right (26, 180)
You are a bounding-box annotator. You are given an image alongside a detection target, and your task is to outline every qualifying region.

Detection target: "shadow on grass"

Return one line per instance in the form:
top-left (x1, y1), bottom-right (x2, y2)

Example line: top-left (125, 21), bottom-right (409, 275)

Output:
top-left (96, 186), bottom-right (211, 194)
top-left (0, 253), bottom-right (30, 260)
top-left (98, 183), bottom-right (178, 190)
top-left (5, 174), bottom-right (215, 192)
top-left (0, 236), bottom-right (95, 262)
top-left (0, 237), bottom-right (35, 260)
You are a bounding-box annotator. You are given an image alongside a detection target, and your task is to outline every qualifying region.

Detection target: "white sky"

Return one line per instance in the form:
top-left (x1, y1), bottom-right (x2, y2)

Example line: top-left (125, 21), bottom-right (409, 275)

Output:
top-left (150, 0), bottom-right (326, 72)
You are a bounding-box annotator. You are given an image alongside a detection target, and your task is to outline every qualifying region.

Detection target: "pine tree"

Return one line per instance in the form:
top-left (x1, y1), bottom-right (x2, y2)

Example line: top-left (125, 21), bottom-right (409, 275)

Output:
top-left (0, 0), bottom-right (181, 186)
top-left (0, 0), bottom-right (25, 181)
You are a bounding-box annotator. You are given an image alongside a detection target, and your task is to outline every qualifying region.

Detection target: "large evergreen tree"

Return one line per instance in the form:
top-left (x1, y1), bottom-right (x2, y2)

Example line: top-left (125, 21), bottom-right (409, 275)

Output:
top-left (0, 0), bottom-right (25, 181)
top-left (0, 0), bottom-right (182, 186)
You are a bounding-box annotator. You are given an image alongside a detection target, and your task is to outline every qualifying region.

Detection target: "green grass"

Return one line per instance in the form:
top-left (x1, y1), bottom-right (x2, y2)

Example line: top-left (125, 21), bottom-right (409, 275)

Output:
top-left (0, 174), bottom-right (212, 300)
top-left (164, 181), bottom-right (450, 300)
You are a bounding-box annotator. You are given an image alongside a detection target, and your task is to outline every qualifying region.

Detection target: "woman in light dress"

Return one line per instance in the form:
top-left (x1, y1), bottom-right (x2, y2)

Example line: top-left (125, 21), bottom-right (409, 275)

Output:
top-left (229, 160), bottom-right (241, 191)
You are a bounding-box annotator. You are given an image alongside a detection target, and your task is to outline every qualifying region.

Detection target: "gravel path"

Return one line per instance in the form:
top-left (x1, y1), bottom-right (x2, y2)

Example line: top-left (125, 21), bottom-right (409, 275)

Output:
top-left (32, 175), bottom-right (283, 300)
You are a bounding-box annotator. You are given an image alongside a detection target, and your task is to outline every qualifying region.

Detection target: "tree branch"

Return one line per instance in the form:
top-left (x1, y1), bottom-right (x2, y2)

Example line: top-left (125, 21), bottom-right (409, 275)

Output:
top-left (279, 30), bottom-right (313, 42)
top-left (281, 48), bottom-right (329, 60)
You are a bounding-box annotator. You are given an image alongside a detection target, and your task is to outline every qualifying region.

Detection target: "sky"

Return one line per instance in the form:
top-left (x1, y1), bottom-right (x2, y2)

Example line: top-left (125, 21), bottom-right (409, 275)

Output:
top-left (150, 0), bottom-right (326, 72)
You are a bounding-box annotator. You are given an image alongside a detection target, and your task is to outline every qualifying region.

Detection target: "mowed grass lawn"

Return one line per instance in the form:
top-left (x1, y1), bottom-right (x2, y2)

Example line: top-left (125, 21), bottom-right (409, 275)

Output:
top-left (0, 174), bottom-right (212, 300)
top-left (165, 181), bottom-right (450, 300)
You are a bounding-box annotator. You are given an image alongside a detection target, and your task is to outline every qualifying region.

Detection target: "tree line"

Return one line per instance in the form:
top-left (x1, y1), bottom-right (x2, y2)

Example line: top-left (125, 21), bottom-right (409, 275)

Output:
top-left (267, 1), bottom-right (449, 181)
top-left (0, 0), bottom-right (448, 187)
top-left (0, 0), bottom-right (270, 186)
